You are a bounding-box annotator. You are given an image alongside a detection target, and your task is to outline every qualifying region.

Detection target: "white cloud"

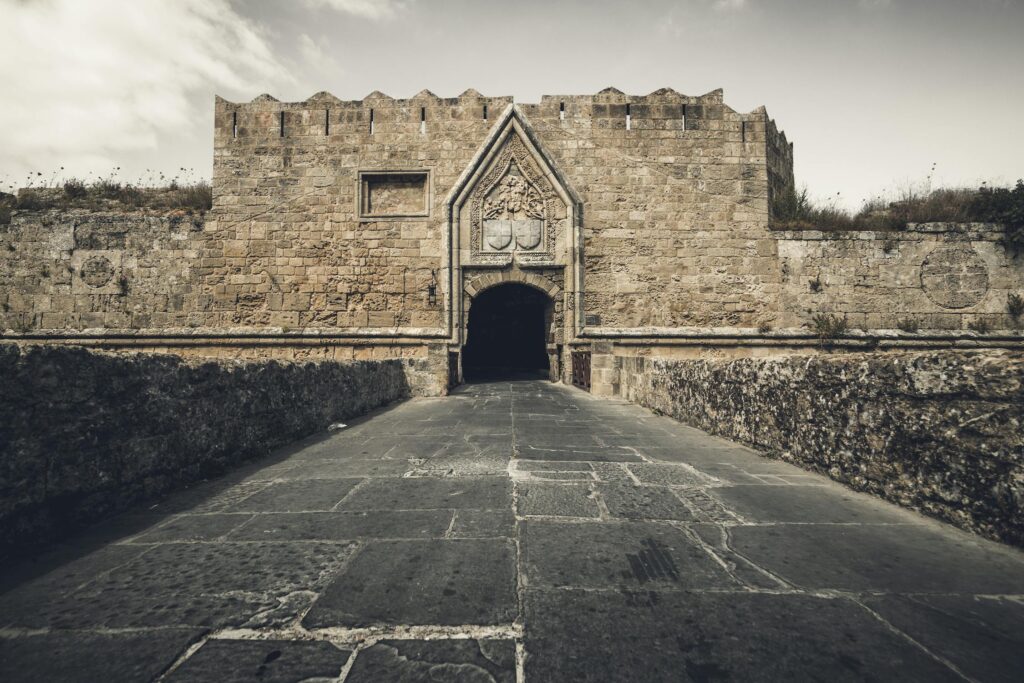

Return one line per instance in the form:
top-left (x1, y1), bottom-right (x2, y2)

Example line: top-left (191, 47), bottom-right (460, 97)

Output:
top-left (713, 0), bottom-right (749, 11)
top-left (0, 0), bottom-right (290, 185)
top-left (301, 0), bottom-right (411, 21)
top-left (298, 33), bottom-right (344, 77)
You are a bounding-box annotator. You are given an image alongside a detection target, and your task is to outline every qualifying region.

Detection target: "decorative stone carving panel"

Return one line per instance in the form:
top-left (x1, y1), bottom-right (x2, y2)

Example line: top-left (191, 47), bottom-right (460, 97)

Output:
top-left (468, 135), bottom-right (563, 266)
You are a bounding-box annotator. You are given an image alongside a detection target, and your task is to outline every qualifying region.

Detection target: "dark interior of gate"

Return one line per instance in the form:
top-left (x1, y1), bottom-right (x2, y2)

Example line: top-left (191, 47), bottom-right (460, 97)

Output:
top-left (462, 283), bottom-right (552, 381)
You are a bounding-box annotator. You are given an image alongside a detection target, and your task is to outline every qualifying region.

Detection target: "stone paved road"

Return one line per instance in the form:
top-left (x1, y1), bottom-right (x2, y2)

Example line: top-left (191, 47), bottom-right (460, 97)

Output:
top-left (2, 380), bottom-right (1024, 681)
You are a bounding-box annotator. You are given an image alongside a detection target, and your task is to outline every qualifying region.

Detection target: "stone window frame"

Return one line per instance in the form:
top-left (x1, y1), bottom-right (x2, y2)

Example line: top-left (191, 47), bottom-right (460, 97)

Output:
top-left (356, 169), bottom-right (432, 220)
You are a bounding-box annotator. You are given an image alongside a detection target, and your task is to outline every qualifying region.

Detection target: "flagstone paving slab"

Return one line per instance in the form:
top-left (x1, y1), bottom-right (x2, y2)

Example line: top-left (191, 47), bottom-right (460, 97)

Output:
top-left (302, 538), bottom-right (517, 628)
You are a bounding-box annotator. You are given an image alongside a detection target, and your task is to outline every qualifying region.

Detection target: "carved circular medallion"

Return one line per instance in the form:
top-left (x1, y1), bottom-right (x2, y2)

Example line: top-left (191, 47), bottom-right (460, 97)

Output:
top-left (920, 245), bottom-right (989, 309)
top-left (80, 256), bottom-right (115, 288)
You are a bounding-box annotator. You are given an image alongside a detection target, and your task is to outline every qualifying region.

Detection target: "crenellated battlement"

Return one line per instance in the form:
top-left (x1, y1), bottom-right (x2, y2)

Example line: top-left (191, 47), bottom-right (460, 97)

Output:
top-left (213, 87), bottom-right (789, 145)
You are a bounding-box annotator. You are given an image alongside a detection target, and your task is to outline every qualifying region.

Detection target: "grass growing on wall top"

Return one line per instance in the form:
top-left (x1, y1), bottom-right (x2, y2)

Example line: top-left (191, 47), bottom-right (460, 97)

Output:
top-left (0, 168), bottom-right (212, 223)
top-left (772, 179), bottom-right (1024, 254)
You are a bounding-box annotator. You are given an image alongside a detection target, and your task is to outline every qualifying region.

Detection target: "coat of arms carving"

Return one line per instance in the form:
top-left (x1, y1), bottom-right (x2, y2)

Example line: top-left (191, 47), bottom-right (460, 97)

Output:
top-left (465, 132), bottom-right (565, 266)
top-left (482, 167), bottom-right (545, 252)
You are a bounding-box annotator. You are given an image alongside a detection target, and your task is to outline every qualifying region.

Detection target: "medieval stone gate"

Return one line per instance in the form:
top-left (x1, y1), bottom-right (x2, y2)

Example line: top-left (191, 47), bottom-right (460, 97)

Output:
top-left (446, 107), bottom-right (583, 385)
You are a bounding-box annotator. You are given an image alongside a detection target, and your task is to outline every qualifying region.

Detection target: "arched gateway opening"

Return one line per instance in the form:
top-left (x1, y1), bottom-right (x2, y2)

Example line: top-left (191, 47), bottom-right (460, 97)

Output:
top-left (463, 283), bottom-right (552, 381)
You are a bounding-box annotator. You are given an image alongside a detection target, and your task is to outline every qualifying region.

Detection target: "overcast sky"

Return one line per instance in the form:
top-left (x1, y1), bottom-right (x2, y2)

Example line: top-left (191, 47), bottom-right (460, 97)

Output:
top-left (2, 0), bottom-right (1022, 209)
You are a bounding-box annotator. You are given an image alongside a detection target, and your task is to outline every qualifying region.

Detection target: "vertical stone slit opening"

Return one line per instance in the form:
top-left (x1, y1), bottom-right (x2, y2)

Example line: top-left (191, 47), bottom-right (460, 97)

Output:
top-left (232, 111), bottom-right (237, 138)
top-left (279, 111), bottom-right (284, 137)
top-left (626, 103), bottom-right (631, 130)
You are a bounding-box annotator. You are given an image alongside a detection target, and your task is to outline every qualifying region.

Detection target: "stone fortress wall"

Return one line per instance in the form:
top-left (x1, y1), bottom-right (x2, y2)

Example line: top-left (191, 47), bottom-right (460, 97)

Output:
top-left (1, 87), bottom-right (1022, 396)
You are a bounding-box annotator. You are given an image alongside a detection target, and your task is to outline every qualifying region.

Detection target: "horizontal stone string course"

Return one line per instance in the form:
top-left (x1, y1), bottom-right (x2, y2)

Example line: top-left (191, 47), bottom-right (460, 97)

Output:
top-left (616, 350), bottom-right (1024, 546)
top-left (0, 344), bottom-right (412, 553)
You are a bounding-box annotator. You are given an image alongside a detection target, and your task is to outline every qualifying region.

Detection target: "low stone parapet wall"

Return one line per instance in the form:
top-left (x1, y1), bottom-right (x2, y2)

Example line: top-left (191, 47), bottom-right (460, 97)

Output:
top-left (0, 344), bottom-right (410, 554)
top-left (616, 350), bottom-right (1024, 546)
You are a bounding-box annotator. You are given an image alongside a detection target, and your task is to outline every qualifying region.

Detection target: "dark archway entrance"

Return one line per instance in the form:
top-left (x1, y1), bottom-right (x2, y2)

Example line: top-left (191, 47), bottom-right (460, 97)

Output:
top-left (463, 283), bottom-right (551, 381)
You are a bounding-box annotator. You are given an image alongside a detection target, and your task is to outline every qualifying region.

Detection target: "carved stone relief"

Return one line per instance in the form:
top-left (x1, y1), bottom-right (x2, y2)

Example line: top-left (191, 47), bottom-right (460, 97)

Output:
top-left (920, 245), bottom-right (989, 309)
top-left (80, 256), bottom-right (115, 288)
top-left (468, 134), bottom-right (563, 266)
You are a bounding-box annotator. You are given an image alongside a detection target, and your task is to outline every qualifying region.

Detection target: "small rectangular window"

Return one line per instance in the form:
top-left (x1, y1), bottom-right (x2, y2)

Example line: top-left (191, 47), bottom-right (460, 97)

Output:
top-left (560, 101), bottom-right (565, 121)
top-left (232, 111), bottom-right (237, 138)
top-left (420, 107), bottom-right (426, 134)
top-left (325, 109), bottom-right (330, 135)
top-left (369, 108), bottom-right (375, 134)
top-left (279, 111), bottom-right (285, 137)
top-left (626, 103), bottom-right (631, 130)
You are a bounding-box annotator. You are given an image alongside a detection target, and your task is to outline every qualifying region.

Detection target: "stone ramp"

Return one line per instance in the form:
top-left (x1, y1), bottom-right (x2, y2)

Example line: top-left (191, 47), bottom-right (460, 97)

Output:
top-left (1, 380), bottom-right (1022, 681)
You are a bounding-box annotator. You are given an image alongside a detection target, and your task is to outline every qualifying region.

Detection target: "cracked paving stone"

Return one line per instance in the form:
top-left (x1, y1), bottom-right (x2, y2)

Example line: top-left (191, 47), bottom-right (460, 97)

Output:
top-left (523, 520), bottom-right (737, 589)
top-left (709, 484), bottom-right (920, 524)
top-left (730, 524), bottom-right (1024, 593)
top-left (524, 590), bottom-right (959, 682)
top-left (517, 483), bottom-right (600, 518)
top-left (166, 639), bottom-right (353, 682)
top-left (688, 523), bottom-right (787, 589)
top-left (861, 595), bottom-right (1024, 682)
top-left (338, 477), bottom-right (511, 511)
top-left (626, 463), bottom-right (717, 487)
top-left (224, 478), bottom-right (363, 512)
top-left (0, 629), bottom-right (201, 683)
top-left (7, 541), bottom-right (357, 629)
top-left (598, 484), bottom-right (697, 521)
top-left (450, 509), bottom-right (515, 538)
top-left (589, 463), bottom-right (636, 483)
top-left (227, 510), bottom-right (452, 541)
top-left (673, 489), bottom-right (740, 524)
top-left (347, 639), bottom-right (516, 683)
top-left (303, 538), bottom-right (517, 627)
top-left (421, 452), bottom-right (511, 475)
top-left (128, 513), bottom-right (253, 543)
